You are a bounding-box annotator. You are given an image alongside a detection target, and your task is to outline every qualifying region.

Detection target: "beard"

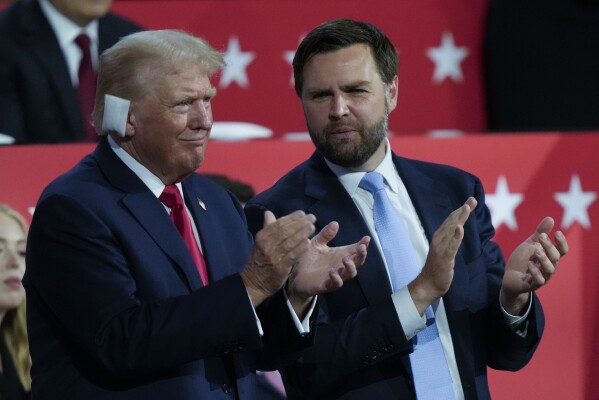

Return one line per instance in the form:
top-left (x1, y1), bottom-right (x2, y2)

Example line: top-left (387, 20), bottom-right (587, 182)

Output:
top-left (308, 105), bottom-right (389, 168)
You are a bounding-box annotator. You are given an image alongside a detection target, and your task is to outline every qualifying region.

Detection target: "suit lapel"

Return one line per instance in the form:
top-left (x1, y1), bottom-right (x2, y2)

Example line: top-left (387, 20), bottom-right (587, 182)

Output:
top-left (304, 153), bottom-right (393, 304)
top-left (182, 179), bottom-right (240, 283)
top-left (93, 140), bottom-right (203, 291)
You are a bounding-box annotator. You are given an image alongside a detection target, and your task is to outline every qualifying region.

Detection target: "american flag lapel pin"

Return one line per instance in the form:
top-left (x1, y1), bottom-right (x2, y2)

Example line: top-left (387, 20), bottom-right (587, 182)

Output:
top-left (197, 198), bottom-right (207, 211)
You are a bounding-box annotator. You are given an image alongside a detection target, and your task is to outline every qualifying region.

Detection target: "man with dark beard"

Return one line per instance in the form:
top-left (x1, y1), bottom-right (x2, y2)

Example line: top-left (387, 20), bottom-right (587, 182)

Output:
top-left (244, 19), bottom-right (568, 400)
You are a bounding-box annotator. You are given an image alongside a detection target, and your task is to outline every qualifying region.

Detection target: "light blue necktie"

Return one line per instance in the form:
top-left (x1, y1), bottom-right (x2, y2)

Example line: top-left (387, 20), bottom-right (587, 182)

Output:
top-left (359, 172), bottom-right (455, 400)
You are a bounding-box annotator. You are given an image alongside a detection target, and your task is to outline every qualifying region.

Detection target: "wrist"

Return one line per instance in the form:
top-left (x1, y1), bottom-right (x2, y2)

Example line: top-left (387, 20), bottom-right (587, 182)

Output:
top-left (286, 280), bottom-right (314, 318)
top-left (408, 277), bottom-right (439, 316)
top-left (240, 269), bottom-right (269, 308)
top-left (500, 289), bottom-right (530, 316)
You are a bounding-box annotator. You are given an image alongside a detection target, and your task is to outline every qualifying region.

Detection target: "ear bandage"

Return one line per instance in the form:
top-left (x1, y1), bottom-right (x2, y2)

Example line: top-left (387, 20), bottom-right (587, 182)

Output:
top-left (102, 94), bottom-right (131, 138)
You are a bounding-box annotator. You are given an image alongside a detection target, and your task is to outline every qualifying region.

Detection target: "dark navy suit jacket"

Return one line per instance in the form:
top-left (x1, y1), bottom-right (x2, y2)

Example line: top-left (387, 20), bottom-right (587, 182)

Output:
top-left (24, 139), bottom-right (314, 399)
top-left (245, 151), bottom-right (544, 400)
top-left (0, 0), bottom-right (143, 144)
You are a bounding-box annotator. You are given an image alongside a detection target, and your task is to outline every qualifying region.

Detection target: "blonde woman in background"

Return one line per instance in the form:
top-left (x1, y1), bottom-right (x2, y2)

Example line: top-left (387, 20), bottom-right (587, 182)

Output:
top-left (0, 204), bottom-right (30, 399)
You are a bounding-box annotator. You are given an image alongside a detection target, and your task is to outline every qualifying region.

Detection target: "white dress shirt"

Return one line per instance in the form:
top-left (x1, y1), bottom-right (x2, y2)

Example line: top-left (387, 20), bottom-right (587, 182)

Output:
top-left (39, 0), bottom-right (99, 87)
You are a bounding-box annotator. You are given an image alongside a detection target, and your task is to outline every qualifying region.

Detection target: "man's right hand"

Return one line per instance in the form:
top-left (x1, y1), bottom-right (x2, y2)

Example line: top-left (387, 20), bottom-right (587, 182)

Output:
top-left (241, 210), bottom-right (316, 307)
top-left (408, 197), bottom-right (477, 315)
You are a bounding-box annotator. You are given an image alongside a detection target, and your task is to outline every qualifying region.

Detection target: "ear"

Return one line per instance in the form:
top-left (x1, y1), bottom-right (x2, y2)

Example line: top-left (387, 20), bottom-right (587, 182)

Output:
top-left (124, 113), bottom-right (136, 137)
top-left (387, 75), bottom-right (399, 112)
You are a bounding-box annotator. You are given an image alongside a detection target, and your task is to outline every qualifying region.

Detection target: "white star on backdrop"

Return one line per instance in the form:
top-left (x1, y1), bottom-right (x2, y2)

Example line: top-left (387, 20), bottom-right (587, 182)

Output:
top-left (283, 49), bottom-right (295, 86)
top-left (283, 35), bottom-right (305, 86)
top-left (220, 36), bottom-right (255, 89)
top-left (554, 174), bottom-right (596, 229)
top-left (486, 175), bottom-right (524, 231)
top-left (426, 31), bottom-right (469, 84)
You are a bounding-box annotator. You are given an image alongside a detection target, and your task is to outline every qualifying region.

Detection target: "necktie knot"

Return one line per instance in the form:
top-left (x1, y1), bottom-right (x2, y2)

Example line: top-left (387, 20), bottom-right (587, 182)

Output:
top-left (359, 171), bottom-right (386, 194)
top-left (75, 33), bottom-right (91, 50)
top-left (159, 185), bottom-right (184, 209)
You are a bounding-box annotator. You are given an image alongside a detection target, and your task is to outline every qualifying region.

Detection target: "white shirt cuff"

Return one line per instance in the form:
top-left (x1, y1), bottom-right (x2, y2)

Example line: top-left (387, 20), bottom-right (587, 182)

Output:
top-left (500, 292), bottom-right (532, 337)
top-left (392, 287), bottom-right (427, 340)
top-left (285, 290), bottom-right (318, 335)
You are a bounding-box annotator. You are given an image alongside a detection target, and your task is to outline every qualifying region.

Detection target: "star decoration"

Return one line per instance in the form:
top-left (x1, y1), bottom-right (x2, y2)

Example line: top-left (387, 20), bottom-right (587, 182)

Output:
top-left (486, 175), bottom-right (524, 231)
top-left (283, 49), bottom-right (295, 86)
top-left (426, 31), bottom-right (469, 83)
top-left (220, 36), bottom-right (256, 89)
top-left (283, 35), bottom-right (305, 86)
top-left (554, 174), bottom-right (596, 229)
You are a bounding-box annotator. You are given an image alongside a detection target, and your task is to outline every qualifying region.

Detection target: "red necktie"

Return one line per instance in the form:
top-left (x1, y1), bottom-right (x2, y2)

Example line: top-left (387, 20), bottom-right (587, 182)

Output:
top-left (74, 33), bottom-right (98, 141)
top-left (160, 185), bottom-right (210, 286)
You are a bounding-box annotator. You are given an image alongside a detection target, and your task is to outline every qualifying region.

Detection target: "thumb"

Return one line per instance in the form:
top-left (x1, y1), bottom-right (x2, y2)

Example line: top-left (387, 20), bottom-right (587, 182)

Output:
top-left (312, 221), bottom-right (339, 246)
top-left (263, 210), bottom-right (276, 227)
top-left (529, 216), bottom-right (554, 242)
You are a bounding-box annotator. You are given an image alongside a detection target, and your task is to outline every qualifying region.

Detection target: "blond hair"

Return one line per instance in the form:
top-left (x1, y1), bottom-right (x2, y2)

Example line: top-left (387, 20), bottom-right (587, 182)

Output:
top-left (0, 204), bottom-right (31, 391)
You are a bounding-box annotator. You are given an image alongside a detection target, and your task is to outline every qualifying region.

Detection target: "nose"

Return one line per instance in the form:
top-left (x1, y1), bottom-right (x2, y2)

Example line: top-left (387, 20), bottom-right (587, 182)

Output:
top-left (189, 102), bottom-right (213, 131)
top-left (329, 94), bottom-right (349, 120)
top-left (3, 247), bottom-right (21, 270)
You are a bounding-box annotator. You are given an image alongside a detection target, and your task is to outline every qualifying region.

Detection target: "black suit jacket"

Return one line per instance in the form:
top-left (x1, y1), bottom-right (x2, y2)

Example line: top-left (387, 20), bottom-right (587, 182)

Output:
top-left (24, 139), bottom-right (315, 399)
top-left (0, 0), bottom-right (143, 144)
top-left (245, 151), bottom-right (545, 400)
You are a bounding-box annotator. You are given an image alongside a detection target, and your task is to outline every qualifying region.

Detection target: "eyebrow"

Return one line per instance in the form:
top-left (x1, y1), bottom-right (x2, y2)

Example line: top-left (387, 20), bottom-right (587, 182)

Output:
top-left (306, 80), bottom-right (372, 94)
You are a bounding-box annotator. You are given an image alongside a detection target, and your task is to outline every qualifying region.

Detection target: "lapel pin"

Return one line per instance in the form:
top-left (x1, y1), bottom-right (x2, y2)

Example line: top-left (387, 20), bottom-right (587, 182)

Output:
top-left (197, 197), bottom-right (207, 211)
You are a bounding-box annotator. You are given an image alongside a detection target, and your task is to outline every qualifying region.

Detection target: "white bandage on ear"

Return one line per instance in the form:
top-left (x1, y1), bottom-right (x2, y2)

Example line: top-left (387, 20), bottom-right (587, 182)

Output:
top-left (102, 94), bottom-right (131, 138)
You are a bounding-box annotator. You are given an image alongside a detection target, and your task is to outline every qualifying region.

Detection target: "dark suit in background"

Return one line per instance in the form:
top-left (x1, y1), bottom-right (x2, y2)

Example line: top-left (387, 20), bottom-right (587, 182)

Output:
top-left (484, 0), bottom-right (599, 132)
top-left (0, 0), bottom-right (143, 144)
top-left (245, 152), bottom-right (545, 399)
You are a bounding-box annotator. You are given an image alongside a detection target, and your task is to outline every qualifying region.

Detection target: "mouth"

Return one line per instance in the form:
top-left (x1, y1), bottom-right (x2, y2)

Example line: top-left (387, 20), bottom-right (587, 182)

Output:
top-left (4, 277), bottom-right (22, 290)
top-left (329, 127), bottom-right (357, 140)
top-left (180, 136), bottom-right (207, 146)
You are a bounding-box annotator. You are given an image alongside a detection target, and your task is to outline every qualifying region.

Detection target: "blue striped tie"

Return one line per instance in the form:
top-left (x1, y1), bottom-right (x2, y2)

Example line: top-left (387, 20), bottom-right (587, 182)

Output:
top-left (359, 172), bottom-right (455, 400)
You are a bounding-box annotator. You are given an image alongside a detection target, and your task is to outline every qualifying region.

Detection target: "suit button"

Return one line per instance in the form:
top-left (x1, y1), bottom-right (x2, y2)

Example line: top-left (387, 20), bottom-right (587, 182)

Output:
top-left (222, 383), bottom-right (232, 394)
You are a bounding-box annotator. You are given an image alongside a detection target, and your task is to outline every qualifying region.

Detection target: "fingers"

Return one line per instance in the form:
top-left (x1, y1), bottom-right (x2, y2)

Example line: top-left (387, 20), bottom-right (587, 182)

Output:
top-left (464, 196), bottom-right (478, 214)
top-left (341, 254), bottom-right (359, 277)
top-left (554, 230), bottom-right (569, 257)
top-left (447, 224), bottom-right (464, 257)
top-left (532, 247), bottom-right (554, 284)
top-left (538, 233), bottom-right (561, 266)
top-left (326, 269), bottom-right (344, 291)
top-left (435, 199), bottom-right (471, 259)
top-left (351, 237), bottom-right (370, 267)
top-left (259, 210), bottom-right (316, 255)
top-left (450, 197), bottom-right (477, 226)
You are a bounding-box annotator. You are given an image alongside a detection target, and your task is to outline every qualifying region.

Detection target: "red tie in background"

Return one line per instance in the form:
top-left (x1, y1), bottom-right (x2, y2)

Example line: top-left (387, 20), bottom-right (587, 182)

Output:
top-left (74, 33), bottom-right (98, 141)
top-left (160, 185), bottom-right (210, 286)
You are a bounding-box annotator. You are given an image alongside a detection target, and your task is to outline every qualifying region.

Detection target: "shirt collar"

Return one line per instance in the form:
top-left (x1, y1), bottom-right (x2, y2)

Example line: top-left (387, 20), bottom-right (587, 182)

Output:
top-left (39, 0), bottom-right (99, 49)
top-left (108, 136), bottom-right (182, 198)
top-left (325, 138), bottom-right (399, 196)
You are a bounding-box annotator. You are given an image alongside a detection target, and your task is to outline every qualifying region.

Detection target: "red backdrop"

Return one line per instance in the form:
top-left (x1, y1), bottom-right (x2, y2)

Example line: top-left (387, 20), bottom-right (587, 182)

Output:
top-left (108, 0), bottom-right (488, 139)
top-left (1, 133), bottom-right (597, 399)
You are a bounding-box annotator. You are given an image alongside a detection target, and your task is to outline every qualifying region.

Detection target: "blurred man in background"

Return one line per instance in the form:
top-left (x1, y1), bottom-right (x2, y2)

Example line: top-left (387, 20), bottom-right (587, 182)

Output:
top-left (0, 0), bottom-right (143, 144)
